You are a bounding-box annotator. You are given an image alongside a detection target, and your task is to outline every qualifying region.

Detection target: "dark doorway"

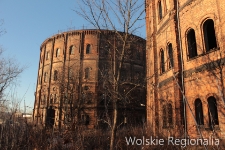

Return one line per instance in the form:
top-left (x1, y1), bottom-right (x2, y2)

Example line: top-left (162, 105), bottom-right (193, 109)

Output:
top-left (46, 107), bottom-right (55, 128)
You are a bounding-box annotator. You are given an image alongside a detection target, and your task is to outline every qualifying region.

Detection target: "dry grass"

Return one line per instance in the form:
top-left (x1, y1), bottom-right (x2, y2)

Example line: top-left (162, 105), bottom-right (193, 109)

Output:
top-left (0, 122), bottom-right (223, 150)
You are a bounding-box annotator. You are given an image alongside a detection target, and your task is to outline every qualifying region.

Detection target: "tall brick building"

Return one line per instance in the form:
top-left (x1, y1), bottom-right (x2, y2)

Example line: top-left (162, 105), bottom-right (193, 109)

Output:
top-left (33, 29), bottom-right (146, 129)
top-left (146, 0), bottom-right (225, 139)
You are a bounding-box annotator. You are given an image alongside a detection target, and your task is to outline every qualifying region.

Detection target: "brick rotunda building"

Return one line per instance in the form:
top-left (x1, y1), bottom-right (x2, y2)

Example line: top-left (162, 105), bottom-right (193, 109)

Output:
top-left (33, 29), bottom-right (146, 130)
top-left (146, 0), bottom-right (225, 141)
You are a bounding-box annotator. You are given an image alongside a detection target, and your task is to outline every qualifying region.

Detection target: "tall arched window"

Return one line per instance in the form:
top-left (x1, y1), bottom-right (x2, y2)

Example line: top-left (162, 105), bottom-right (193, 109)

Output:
top-left (44, 72), bottom-right (48, 82)
top-left (50, 94), bottom-right (53, 104)
top-left (53, 70), bottom-right (58, 81)
top-left (86, 44), bottom-right (91, 54)
top-left (85, 68), bottom-right (90, 79)
top-left (168, 43), bottom-right (174, 68)
top-left (56, 48), bottom-right (60, 57)
top-left (187, 29), bottom-right (198, 59)
top-left (158, 1), bottom-right (163, 20)
top-left (160, 49), bottom-right (165, 73)
top-left (208, 96), bottom-right (219, 128)
top-left (203, 19), bottom-right (217, 52)
top-left (69, 45), bottom-right (74, 55)
top-left (168, 103), bottom-right (173, 126)
top-left (46, 51), bottom-right (49, 60)
top-left (195, 99), bottom-right (204, 125)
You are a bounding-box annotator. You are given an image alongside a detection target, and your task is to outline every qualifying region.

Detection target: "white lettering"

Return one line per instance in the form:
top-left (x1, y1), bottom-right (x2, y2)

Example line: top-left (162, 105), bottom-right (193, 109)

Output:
top-left (125, 137), bottom-right (136, 145)
top-left (168, 137), bottom-right (174, 145)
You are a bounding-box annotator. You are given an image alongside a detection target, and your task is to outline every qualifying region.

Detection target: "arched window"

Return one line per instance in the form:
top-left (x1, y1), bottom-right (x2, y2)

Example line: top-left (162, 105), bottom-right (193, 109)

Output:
top-left (187, 29), bottom-right (198, 59)
top-left (46, 51), bottom-right (49, 60)
top-left (160, 49), bottom-right (165, 73)
top-left (85, 68), bottom-right (90, 79)
top-left (86, 44), bottom-right (91, 54)
top-left (168, 43), bottom-right (174, 68)
top-left (56, 48), bottom-right (60, 57)
top-left (208, 96), bottom-right (219, 128)
top-left (168, 103), bottom-right (173, 126)
top-left (158, 1), bottom-right (163, 20)
top-left (69, 45), bottom-right (74, 55)
top-left (53, 70), bottom-right (58, 81)
top-left (195, 99), bottom-right (204, 125)
top-left (203, 19), bottom-right (217, 52)
top-left (50, 94), bottom-right (53, 104)
top-left (54, 94), bottom-right (57, 103)
top-left (162, 105), bottom-right (167, 127)
top-left (44, 72), bottom-right (48, 82)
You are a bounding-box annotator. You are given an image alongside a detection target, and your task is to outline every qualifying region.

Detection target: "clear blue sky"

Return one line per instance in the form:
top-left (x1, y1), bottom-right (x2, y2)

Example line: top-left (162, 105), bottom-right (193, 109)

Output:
top-left (0, 0), bottom-right (145, 113)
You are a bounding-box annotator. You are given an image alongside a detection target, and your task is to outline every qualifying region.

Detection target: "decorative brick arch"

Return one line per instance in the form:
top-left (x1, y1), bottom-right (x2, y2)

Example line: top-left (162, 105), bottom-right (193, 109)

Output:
top-left (205, 93), bottom-right (219, 102)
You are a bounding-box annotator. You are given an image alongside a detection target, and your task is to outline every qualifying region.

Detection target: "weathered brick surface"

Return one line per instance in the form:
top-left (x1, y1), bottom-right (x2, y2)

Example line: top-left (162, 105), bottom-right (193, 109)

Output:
top-left (146, 0), bottom-right (225, 141)
top-left (33, 29), bottom-right (146, 129)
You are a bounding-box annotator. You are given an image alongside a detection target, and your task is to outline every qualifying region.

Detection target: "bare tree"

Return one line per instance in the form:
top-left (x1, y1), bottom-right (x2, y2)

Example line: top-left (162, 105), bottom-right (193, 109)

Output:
top-left (76, 0), bottom-right (146, 149)
top-left (0, 20), bottom-right (26, 149)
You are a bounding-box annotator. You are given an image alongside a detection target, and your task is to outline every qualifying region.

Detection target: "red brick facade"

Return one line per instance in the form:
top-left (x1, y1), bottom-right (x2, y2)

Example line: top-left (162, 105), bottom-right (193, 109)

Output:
top-left (146, 0), bottom-right (225, 140)
top-left (33, 29), bottom-right (146, 130)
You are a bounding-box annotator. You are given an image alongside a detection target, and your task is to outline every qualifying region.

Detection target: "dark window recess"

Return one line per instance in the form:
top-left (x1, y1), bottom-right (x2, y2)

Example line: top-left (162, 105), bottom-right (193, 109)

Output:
top-left (158, 1), bottom-right (163, 20)
top-left (85, 68), bottom-right (90, 79)
top-left (203, 19), bottom-right (217, 52)
top-left (56, 48), bottom-right (60, 57)
top-left (168, 43), bottom-right (174, 68)
top-left (53, 70), bottom-right (58, 81)
top-left (160, 50), bottom-right (165, 73)
top-left (195, 99), bottom-right (204, 125)
top-left (69, 45), bottom-right (74, 55)
top-left (187, 29), bottom-right (198, 58)
top-left (162, 103), bottom-right (173, 128)
top-left (208, 96), bottom-right (219, 129)
top-left (81, 115), bottom-right (90, 125)
top-left (46, 51), bottom-right (49, 60)
top-left (168, 103), bottom-right (173, 125)
top-left (86, 44), bottom-right (91, 54)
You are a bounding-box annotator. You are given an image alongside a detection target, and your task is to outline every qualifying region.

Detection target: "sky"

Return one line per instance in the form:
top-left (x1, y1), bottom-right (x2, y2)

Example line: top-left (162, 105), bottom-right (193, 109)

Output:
top-left (0, 0), bottom-right (146, 113)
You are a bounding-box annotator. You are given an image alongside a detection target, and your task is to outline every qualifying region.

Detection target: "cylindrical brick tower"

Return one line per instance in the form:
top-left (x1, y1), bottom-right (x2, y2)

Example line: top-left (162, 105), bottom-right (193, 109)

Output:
top-left (33, 29), bottom-right (146, 130)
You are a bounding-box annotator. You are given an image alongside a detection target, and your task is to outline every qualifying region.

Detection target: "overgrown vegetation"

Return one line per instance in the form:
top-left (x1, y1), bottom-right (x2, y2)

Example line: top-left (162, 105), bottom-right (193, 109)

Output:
top-left (0, 122), bottom-right (213, 150)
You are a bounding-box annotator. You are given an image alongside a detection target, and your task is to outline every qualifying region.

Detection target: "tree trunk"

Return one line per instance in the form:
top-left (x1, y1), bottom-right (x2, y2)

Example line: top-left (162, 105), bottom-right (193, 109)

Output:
top-left (110, 100), bottom-right (117, 150)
